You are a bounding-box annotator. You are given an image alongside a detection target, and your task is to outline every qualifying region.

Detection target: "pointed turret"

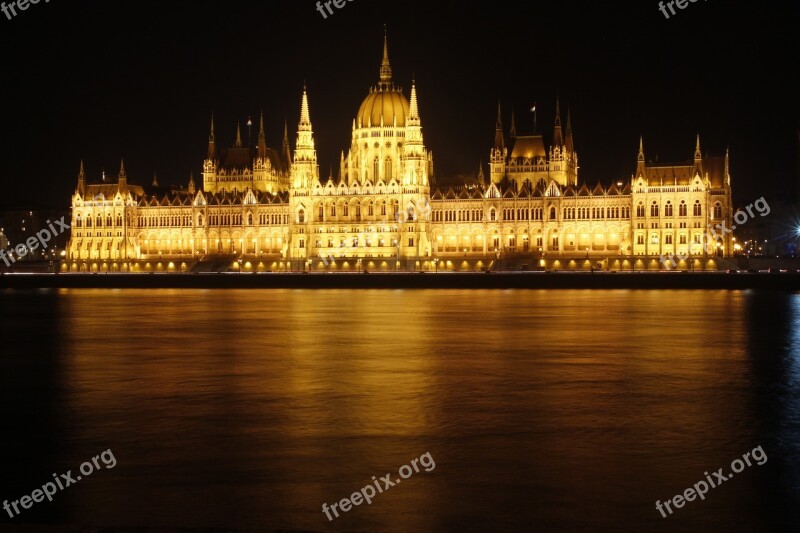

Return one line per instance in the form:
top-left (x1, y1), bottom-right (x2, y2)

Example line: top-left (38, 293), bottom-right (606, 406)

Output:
top-left (409, 80), bottom-right (420, 122)
top-left (552, 96), bottom-right (563, 147)
top-left (257, 111), bottom-right (267, 158)
top-left (188, 172), bottom-right (196, 194)
top-left (207, 114), bottom-right (216, 160)
top-left (152, 171), bottom-right (159, 187)
top-left (292, 84), bottom-right (318, 188)
top-left (76, 159), bottom-right (86, 196)
top-left (478, 161), bottom-right (485, 184)
top-left (299, 84), bottom-right (312, 132)
top-left (494, 101), bottom-right (505, 151)
top-left (235, 122), bottom-right (242, 147)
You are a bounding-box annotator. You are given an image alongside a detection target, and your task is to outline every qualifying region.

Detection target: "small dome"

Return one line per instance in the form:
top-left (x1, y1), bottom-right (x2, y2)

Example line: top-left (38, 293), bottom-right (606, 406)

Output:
top-left (357, 87), bottom-right (409, 128)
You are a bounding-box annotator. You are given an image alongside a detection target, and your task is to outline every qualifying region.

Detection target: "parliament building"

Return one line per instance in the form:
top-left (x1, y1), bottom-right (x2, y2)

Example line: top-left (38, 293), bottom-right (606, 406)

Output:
top-left (65, 35), bottom-right (733, 273)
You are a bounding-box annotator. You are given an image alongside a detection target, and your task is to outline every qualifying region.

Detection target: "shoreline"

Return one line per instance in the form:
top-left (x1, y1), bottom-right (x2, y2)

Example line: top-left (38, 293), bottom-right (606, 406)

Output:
top-left (2, 272), bottom-right (800, 290)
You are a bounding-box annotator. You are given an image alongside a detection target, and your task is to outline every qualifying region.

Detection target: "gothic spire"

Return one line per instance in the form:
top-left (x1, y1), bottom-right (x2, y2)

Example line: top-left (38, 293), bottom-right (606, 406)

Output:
top-left (693, 133), bottom-right (703, 176)
top-left (258, 111), bottom-right (267, 158)
top-left (553, 96), bottom-right (563, 146)
top-left (509, 110), bottom-right (517, 138)
top-left (235, 122), bottom-right (242, 147)
top-left (77, 159), bottom-right (85, 196)
top-left (207, 114), bottom-right (216, 160)
top-left (637, 136), bottom-right (646, 177)
top-left (494, 101), bottom-right (504, 151)
top-left (565, 107), bottom-right (574, 153)
top-left (118, 159), bottom-right (127, 192)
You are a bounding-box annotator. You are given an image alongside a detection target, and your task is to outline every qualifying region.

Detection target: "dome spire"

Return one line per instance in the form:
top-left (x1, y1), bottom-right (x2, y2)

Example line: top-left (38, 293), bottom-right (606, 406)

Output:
top-left (379, 26), bottom-right (392, 85)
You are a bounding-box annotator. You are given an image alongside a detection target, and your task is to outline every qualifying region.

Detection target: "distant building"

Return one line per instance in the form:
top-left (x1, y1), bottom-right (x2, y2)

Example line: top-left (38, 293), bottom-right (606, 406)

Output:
top-left (65, 34), bottom-right (733, 272)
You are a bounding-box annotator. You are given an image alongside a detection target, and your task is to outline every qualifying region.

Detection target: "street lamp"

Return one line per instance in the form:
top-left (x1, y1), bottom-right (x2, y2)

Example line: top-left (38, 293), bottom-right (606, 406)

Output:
top-left (433, 257), bottom-right (439, 273)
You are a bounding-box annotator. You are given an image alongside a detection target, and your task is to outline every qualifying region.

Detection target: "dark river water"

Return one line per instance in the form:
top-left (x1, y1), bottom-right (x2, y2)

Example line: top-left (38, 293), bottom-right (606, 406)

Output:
top-left (1, 289), bottom-right (799, 532)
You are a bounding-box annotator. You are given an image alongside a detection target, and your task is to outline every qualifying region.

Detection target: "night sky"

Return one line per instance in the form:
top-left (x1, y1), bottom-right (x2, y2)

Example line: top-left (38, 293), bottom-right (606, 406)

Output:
top-left (1, 0), bottom-right (797, 208)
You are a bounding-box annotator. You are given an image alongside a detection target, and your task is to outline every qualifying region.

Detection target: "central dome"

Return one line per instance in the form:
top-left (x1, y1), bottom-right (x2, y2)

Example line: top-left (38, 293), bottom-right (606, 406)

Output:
top-left (357, 87), bottom-right (409, 128)
top-left (355, 31), bottom-right (409, 129)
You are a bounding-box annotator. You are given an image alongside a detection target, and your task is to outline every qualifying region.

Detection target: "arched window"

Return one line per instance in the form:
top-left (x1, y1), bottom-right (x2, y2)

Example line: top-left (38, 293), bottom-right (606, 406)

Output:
top-left (713, 203), bottom-right (723, 219)
top-left (247, 213), bottom-right (253, 225)
top-left (550, 207), bottom-right (556, 220)
top-left (636, 203), bottom-right (645, 217)
top-left (693, 200), bottom-right (702, 217)
top-left (76, 215), bottom-right (83, 228)
top-left (665, 201), bottom-right (673, 217)
top-left (318, 206), bottom-right (324, 220)
top-left (489, 208), bottom-right (496, 221)
top-left (650, 202), bottom-right (659, 217)
top-left (369, 203), bottom-right (374, 216)
top-left (679, 201), bottom-right (687, 217)
top-left (298, 209), bottom-right (305, 223)
top-left (96, 216), bottom-right (102, 227)
top-left (665, 234), bottom-right (673, 245)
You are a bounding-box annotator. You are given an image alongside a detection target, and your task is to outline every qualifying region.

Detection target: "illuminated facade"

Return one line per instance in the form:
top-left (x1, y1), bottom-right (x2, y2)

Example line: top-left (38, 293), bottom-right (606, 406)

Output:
top-left (66, 35), bottom-right (733, 272)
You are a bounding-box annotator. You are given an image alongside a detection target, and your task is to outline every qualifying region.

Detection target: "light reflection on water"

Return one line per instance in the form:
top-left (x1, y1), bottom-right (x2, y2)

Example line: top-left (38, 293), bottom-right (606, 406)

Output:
top-left (0, 289), bottom-right (798, 532)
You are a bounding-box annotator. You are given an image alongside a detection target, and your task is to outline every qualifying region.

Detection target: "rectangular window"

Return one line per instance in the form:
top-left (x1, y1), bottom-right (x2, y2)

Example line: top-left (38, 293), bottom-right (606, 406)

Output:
top-left (408, 237), bottom-right (414, 247)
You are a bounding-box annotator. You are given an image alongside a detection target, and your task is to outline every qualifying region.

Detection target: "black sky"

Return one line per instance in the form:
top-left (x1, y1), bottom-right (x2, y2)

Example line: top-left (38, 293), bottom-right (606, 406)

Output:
top-left (1, 0), bottom-right (797, 207)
